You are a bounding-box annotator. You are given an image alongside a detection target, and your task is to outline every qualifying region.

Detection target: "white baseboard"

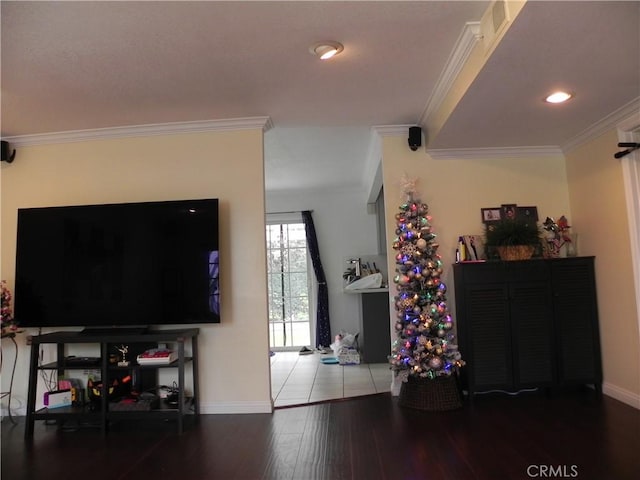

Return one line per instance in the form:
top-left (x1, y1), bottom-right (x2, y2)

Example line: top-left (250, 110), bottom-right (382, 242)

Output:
top-left (199, 400), bottom-right (273, 414)
top-left (1, 405), bottom-right (26, 417)
top-left (2, 401), bottom-right (274, 418)
top-left (603, 382), bottom-right (640, 409)
top-left (6, 387), bottom-right (635, 417)
top-left (390, 378), bottom-right (401, 397)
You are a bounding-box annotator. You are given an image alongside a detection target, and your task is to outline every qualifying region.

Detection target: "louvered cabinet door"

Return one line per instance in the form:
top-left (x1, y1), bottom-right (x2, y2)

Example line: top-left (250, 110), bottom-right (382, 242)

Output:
top-left (550, 257), bottom-right (602, 390)
top-left (454, 262), bottom-right (513, 396)
top-left (464, 282), bottom-right (512, 393)
top-left (509, 280), bottom-right (555, 387)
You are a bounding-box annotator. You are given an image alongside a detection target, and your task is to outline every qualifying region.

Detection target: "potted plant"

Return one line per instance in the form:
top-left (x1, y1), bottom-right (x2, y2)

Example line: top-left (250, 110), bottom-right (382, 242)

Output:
top-left (1, 280), bottom-right (19, 337)
top-left (484, 219), bottom-right (541, 260)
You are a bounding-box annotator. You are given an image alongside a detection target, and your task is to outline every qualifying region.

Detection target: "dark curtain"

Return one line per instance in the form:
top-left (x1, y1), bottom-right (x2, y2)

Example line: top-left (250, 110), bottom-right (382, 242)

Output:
top-left (301, 211), bottom-right (331, 348)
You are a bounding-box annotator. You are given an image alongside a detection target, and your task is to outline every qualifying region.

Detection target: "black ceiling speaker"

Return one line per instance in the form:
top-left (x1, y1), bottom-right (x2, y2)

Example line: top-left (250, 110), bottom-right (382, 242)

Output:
top-left (1, 140), bottom-right (16, 163)
top-left (408, 126), bottom-right (422, 151)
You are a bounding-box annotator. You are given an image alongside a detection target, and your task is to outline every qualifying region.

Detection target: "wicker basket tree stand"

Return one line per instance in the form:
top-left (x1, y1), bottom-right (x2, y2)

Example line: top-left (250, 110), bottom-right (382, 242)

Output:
top-left (398, 375), bottom-right (462, 411)
top-left (387, 182), bottom-right (465, 412)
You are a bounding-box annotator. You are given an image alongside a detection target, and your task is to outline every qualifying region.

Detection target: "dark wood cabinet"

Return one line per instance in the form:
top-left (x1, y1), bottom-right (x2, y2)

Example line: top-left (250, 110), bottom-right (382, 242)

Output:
top-left (25, 328), bottom-right (199, 439)
top-left (358, 291), bottom-right (391, 363)
top-left (453, 257), bottom-right (601, 398)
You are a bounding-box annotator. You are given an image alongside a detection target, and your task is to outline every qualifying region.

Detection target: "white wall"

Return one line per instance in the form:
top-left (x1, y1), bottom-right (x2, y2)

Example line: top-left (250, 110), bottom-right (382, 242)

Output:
top-left (377, 131), bottom-right (640, 408)
top-left (381, 135), bottom-right (571, 306)
top-left (266, 188), bottom-right (380, 340)
top-left (565, 129), bottom-right (640, 407)
top-left (380, 134), bottom-right (572, 394)
top-left (1, 129), bottom-right (272, 415)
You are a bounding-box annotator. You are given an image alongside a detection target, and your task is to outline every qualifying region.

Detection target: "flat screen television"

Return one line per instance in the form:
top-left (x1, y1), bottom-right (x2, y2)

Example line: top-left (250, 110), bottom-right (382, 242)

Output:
top-left (14, 198), bottom-right (220, 330)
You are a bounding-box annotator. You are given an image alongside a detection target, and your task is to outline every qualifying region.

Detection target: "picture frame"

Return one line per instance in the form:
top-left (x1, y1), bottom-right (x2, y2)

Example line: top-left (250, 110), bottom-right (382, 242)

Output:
top-left (481, 207), bottom-right (502, 224)
top-left (461, 234), bottom-right (485, 261)
top-left (501, 204), bottom-right (518, 221)
top-left (517, 206), bottom-right (539, 225)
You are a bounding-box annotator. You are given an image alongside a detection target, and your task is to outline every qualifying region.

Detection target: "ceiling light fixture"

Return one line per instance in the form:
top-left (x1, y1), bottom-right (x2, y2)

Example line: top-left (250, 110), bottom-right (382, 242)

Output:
top-left (545, 91), bottom-right (573, 104)
top-left (310, 42), bottom-right (344, 60)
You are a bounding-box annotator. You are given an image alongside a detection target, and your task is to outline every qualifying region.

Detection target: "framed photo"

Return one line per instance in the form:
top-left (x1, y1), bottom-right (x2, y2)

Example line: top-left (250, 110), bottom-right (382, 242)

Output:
top-left (501, 204), bottom-right (518, 221)
top-left (462, 234), bottom-right (485, 261)
top-left (481, 207), bottom-right (502, 224)
top-left (517, 206), bottom-right (539, 225)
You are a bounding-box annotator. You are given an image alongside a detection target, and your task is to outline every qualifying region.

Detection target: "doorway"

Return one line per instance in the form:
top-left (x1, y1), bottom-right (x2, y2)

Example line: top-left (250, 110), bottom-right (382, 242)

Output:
top-left (266, 220), bottom-right (312, 351)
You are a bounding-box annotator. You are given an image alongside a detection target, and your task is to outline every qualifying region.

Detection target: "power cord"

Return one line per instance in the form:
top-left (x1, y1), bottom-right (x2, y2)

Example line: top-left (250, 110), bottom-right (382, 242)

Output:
top-left (33, 329), bottom-right (57, 393)
top-left (1, 335), bottom-right (19, 424)
top-left (472, 387), bottom-right (539, 396)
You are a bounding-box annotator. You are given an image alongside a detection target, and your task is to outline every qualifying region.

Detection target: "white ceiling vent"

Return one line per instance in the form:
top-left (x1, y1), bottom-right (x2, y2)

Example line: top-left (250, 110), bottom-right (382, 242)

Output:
top-left (481, 0), bottom-right (510, 53)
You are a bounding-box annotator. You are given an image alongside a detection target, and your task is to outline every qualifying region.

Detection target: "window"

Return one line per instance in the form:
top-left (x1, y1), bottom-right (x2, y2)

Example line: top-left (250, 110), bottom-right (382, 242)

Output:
top-left (266, 221), bottom-right (311, 349)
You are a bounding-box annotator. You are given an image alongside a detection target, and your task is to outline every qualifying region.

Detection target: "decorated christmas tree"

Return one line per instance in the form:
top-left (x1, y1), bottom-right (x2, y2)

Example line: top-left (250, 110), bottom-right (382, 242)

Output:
top-left (389, 177), bottom-right (464, 388)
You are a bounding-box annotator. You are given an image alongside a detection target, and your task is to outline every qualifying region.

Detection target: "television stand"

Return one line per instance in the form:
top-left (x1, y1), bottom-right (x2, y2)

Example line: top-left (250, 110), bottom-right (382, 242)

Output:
top-left (80, 326), bottom-right (149, 336)
top-left (25, 328), bottom-right (199, 439)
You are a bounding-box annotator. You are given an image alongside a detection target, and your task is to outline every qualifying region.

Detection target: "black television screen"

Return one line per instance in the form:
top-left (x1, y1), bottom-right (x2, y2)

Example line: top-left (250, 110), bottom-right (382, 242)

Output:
top-left (14, 198), bottom-right (220, 329)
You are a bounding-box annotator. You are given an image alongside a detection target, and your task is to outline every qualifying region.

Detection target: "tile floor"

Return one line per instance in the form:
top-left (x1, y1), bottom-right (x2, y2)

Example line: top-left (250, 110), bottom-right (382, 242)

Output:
top-left (270, 351), bottom-right (392, 408)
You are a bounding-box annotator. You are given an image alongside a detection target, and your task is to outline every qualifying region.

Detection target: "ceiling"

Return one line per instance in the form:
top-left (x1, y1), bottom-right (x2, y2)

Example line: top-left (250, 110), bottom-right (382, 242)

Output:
top-left (2, 1), bottom-right (639, 193)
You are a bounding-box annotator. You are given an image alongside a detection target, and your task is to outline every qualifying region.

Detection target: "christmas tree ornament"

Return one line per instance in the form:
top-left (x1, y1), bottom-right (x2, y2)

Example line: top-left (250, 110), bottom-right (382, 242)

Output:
top-left (428, 357), bottom-right (443, 370)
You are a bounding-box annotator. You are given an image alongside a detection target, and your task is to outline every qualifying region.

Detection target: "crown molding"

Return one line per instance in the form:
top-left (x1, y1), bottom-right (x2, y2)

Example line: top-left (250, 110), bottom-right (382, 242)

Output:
top-left (372, 125), bottom-right (415, 137)
top-left (427, 145), bottom-right (563, 160)
top-left (562, 97), bottom-right (640, 154)
top-left (369, 125), bottom-right (564, 159)
top-left (4, 117), bottom-right (273, 147)
top-left (419, 21), bottom-right (482, 126)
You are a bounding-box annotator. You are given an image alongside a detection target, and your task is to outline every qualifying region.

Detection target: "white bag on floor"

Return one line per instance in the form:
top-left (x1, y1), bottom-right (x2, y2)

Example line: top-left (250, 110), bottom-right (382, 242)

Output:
top-left (330, 331), bottom-right (360, 365)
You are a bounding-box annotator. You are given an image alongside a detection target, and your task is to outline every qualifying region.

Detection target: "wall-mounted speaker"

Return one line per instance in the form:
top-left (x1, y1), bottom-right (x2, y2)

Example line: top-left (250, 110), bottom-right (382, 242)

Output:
top-left (408, 127), bottom-right (422, 151)
top-left (1, 140), bottom-right (16, 163)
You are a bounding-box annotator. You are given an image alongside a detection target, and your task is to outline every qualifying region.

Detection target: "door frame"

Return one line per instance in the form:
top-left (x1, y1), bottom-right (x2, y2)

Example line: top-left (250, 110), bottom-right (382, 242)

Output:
top-left (617, 114), bottom-right (640, 351)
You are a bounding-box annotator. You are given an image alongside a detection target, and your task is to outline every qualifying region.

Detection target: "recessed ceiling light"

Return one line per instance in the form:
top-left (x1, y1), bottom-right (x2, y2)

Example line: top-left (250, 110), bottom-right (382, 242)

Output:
top-left (545, 91), bottom-right (573, 104)
top-left (310, 42), bottom-right (344, 60)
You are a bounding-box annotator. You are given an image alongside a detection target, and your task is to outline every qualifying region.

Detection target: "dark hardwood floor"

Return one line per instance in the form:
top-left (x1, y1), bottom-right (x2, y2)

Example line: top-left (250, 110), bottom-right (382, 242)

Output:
top-left (2, 390), bottom-right (639, 480)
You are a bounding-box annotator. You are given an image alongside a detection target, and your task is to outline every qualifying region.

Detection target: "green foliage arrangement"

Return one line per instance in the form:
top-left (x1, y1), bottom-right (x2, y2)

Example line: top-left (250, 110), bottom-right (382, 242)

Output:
top-left (485, 219), bottom-right (541, 247)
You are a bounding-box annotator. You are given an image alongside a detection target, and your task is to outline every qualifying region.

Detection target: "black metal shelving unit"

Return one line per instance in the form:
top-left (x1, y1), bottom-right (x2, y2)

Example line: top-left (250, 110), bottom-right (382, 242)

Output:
top-left (25, 328), bottom-right (199, 439)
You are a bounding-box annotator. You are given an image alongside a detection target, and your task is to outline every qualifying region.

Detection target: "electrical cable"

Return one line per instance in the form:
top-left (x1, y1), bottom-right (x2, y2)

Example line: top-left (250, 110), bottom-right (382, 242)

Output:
top-left (0, 335), bottom-right (19, 424)
top-left (472, 387), bottom-right (539, 396)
